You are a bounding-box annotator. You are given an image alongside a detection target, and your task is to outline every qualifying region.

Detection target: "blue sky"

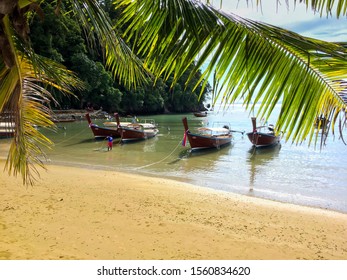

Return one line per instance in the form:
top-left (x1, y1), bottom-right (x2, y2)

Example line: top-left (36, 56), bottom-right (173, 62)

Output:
top-left (201, 1), bottom-right (347, 106)
top-left (202, 4), bottom-right (346, 128)
top-left (217, 0), bottom-right (347, 42)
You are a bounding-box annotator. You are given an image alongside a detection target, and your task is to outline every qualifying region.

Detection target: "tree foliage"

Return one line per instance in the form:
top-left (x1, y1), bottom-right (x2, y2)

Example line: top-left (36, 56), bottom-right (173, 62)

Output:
top-left (28, 0), bottom-right (209, 114)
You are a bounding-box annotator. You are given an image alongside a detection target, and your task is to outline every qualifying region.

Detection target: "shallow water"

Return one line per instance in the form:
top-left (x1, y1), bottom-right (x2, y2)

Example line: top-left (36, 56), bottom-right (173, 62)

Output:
top-left (2, 105), bottom-right (347, 213)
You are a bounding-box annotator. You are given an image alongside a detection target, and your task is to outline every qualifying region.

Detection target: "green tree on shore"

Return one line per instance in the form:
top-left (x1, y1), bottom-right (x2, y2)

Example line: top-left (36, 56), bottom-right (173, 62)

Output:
top-left (1, 0), bottom-right (346, 184)
top-left (28, 1), bottom-right (209, 114)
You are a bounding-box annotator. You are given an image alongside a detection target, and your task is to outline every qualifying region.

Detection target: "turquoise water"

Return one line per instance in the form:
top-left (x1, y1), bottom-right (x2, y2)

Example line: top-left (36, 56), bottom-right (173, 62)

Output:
top-left (2, 105), bottom-right (347, 213)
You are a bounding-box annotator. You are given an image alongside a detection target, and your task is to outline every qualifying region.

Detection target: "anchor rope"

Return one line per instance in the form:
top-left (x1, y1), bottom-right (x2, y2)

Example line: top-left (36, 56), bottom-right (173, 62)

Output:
top-left (93, 137), bottom-right (122, 151)
top-left (53, 125), bottom-right (89, 146)
top-left (134, 138), bottom-right (184, 170)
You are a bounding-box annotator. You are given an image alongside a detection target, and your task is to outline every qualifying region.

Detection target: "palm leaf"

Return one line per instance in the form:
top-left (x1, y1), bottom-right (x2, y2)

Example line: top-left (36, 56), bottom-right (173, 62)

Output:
top-left (297, 0), bottom-right (347, 17)
top-left (2, 53), bottom-right (83, 184)
top-left (117, 0), bottom-right (347, 146)
top-left (67, 0), bottom-right (148, 88)
top-left (0, 14), bottom-right (83, 184)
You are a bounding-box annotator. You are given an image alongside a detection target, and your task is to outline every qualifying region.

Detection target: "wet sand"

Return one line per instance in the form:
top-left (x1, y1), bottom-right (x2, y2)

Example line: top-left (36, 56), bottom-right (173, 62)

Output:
top-left (0, 160), bottom-right (346, 260)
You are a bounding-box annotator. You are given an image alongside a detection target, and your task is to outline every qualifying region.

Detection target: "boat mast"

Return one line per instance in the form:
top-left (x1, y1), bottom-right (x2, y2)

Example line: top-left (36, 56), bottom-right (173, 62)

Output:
top-left (251, 117), bottom-right (257, 132)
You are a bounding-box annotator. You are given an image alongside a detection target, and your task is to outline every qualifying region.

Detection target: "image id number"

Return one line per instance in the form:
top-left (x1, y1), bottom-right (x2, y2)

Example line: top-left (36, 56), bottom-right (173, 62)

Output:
top-left (191, 266), bottom-right (251, 276)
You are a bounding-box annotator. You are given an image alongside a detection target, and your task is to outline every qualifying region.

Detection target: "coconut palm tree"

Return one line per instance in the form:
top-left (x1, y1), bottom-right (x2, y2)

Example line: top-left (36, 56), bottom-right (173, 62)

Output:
top-left (1, 0), bottom-right (346, 184)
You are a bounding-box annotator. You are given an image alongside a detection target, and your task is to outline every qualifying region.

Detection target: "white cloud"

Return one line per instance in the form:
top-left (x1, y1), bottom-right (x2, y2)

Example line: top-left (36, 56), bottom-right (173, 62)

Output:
top-left (210, 0), bottom-right (347, 41)
top-left (287, 18), bottom-right (347, 42)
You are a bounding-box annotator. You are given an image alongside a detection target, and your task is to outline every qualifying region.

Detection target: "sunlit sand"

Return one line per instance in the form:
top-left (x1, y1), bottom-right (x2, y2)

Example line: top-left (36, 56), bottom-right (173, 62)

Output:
top-left (0, 160), bottom-right (346, 259)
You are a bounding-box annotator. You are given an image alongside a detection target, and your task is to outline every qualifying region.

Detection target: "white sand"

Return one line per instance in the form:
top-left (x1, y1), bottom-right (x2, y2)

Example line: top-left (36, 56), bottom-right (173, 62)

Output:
top-left (0, 160), bottom-right (346, 259)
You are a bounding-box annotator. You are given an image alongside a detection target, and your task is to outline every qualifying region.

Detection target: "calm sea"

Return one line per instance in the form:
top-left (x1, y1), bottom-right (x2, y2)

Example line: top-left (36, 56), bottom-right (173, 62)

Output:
top-left (1, 104), bottom-right (347, 213)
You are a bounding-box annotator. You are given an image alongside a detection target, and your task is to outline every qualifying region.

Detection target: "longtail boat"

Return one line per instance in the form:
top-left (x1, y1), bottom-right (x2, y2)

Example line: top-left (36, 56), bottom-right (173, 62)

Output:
top-left (114, 113), bottom-right (158, 142)
top-left (0, 122), bottom-right (15, 138)
top-left (85, 113), bottom-right (120, 139)
top-left (182, 117), bottom-right (232, 150)
top-left (246, 117), bottom-right (281, 148)
top-left (193, 111), bottom-right (207, 117)
top-left (103, 116), bottom-right (156, 130)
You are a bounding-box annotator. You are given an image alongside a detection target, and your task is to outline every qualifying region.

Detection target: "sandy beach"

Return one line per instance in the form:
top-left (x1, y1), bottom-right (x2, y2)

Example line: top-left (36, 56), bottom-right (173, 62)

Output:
top-left (0, 159), bottom-right (346, 260)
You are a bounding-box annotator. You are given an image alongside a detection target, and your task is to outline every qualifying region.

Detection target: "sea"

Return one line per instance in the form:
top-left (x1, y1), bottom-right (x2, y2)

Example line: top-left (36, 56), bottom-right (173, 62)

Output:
top-left (1, 104), bottom-right (347, 213)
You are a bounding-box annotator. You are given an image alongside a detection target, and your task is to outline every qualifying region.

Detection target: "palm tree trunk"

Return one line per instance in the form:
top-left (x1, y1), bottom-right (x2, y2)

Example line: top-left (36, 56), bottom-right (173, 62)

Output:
top-left (0, 0), bottom-right (19, 68)
top-left (0, 20), bottom-right (15, 68)
top-left (0, 0), bottom-right (18, 15)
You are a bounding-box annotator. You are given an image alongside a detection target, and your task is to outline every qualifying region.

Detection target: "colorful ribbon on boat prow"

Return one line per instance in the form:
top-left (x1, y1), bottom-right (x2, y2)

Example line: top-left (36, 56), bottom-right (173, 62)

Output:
top-left (182, 130), bottom-right (188, 146)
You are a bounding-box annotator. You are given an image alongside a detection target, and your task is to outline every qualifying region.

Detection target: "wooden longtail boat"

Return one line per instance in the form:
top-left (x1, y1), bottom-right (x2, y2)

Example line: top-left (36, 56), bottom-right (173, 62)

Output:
top-left (246, 117), bottom-right (281, 148)
top-left (0, 122), bottom-right (15, 138)
top-left (0, 130), bottom-right (14, 138)
top-left (182, 117), bottom-right (232, 150)
top-left (193, 111), bottom-right (208, 117)
top-left (103, 116), bottom-right (156, 130)
top-left (85, 113), bottom-right (121, 139)
top-left (114, 113), bottom-right (158, 142)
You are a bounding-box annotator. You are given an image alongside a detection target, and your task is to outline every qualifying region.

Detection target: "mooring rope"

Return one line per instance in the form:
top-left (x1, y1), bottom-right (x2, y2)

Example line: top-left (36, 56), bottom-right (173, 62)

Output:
top-left (92, 138), bottom-right (109, 151)
top-left (53, 125), bottom-right (90, 146)
top-left (91, 136), bottom-right (123, 152)
top-left (134, 138), bottom-right (184, 170)
top-left (133, 129), bottom-right (247, 170)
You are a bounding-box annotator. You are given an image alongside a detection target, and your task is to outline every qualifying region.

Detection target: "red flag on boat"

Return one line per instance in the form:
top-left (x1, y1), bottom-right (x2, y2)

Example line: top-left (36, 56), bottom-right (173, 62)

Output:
top-left (182, 131), bottom-right (187, 146)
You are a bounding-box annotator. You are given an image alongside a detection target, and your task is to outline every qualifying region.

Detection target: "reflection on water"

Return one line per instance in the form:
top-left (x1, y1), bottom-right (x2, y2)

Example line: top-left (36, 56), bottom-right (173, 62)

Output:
top-left (173, 143), bottom-right (233, 173)
top-left (247, 144), bottom-right (281, 193)
top-left (1, 109), bottom-right (346, 213)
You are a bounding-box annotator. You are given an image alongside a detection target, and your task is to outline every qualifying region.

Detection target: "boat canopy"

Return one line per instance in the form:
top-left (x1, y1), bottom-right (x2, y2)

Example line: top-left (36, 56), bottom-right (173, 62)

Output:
top-left (0, 122), bottom-right (15, 128)
top-left (197, 127), bottom-right (230, 135)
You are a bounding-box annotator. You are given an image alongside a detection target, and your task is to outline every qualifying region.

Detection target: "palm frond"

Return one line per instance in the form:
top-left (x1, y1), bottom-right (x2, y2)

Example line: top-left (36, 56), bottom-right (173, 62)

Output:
top-left (117, 0), bottom-right (347, 146)
top-left (0, 14), bottom-right (83, 184)
top-left (5, 78), bottom-right (55, 185)
top-left (295, 0), bottom-right (347, 17)
top-left (2, 51), bottom-right (84, 185)
top-left (67, 0), bottom-right (148, 88)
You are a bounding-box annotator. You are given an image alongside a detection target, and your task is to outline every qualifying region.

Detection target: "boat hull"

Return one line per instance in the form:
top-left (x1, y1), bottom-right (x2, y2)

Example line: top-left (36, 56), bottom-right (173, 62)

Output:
top-left (89, 124), bottom-right (120, 139)
top-left (113, 113), bottom-right (158, 142)
top-left (187, 132), bottom-right (232, 150)
top-left (193, 112), bottom-right (207, 117)
top-left (246, 132), bottom-right (280, 147)
top-left (86, 113), bottom-right (121, 139)
top-left (120, 127), bottom-right (158, 142)
top-left (0, 129), bottom-right (15, 138)
top-left (182, 117), bottom-right (232, 150)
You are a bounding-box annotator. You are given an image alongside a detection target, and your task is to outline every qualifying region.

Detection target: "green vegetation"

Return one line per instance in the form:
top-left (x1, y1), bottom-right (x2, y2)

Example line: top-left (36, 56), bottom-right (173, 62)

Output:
top-left (29, 1), bottom-right (210, 114)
